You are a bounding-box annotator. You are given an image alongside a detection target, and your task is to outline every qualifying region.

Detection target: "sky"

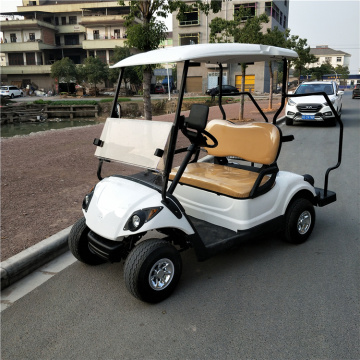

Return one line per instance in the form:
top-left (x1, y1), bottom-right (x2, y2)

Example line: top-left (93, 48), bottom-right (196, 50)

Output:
top-left (1, 0), bottom-right (359, 73)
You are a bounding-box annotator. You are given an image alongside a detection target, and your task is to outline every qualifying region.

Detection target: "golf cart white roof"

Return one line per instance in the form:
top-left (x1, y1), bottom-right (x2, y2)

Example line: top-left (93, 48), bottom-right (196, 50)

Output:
top-left (111, 43), bottom-right (298, 68)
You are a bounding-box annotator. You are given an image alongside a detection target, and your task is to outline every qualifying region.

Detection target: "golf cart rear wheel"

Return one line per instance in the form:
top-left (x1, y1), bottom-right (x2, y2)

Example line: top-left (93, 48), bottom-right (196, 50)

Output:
top-left (124, 239), bottom-right (182, 303)
top-left (284, 198), bottom-right (315, 244)
top-left (68, 217), bottom-right (106, 265)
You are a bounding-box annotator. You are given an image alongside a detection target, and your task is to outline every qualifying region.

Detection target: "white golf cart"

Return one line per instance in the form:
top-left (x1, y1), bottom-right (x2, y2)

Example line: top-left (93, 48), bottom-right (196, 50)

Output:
top-left (69, 43), bottom-right (343, 303)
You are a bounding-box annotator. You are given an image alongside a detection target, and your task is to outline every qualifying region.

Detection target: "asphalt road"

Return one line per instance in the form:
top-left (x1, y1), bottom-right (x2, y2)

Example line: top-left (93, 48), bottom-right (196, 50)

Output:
top-left (1, 92), bottom-right (359, 360)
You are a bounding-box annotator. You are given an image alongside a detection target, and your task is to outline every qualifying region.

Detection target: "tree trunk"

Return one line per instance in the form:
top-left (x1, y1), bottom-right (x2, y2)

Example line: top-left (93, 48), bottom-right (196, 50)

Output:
top-left (143, 66), bottom-right (152, 120)
top-left (268, 61), bottom-right (273, 110)
top-left (239, 64), bottom-right (246, 121)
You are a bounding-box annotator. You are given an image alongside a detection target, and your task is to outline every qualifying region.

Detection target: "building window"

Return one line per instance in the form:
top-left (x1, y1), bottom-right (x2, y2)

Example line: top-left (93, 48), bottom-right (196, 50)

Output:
top-left (337, 57), bottom-right (342, 62)
top-left (179, 6), bottom-right (199, 26)
top-left (325, 57), bottom-right (332, 63)
top-left (8, 53), bottom-right (24, 65)
top-left (55, 17), bottom-right (59, 25)
top-left (179, 33), bottom-right (199, 46)
top-left (93, 30), bottom-right (100, 40)
top-left (96, 50), bottom-right (107, 64)
top-left (283, 15), bottom-right (287, 28)
top-left (29, 33), bottom-right (35, 42)
top-left (265, 2), bottom-right (280, 23)
top-left (64, 34), bottom-right (79, 45)
top-left (61, 17), bottom-right (66, 25)
top-left (26, 53), bottom-right (36, 65)
top-left (10, 34), bottom-right (17, 43)
top-left (234, 3), bottom-right (256, 19)
top-left (69, 16), bottom-right (77, 25)
top-left (114, 29), bottom-right (120, 39)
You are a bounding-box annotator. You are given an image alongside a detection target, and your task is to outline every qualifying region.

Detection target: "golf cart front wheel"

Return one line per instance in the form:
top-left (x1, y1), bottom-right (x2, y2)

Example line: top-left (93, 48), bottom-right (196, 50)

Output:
top-left (124, 239), bottom-right (182, 303)
top-left (68, 217), bottom-right (106, 265)
top-left (283, 198), bottom-right (315, 244)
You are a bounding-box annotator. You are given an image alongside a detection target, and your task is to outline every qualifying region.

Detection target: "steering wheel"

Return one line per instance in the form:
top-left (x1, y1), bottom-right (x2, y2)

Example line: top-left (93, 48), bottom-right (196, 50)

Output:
top-left (200, 129), bottom-right (218, 148)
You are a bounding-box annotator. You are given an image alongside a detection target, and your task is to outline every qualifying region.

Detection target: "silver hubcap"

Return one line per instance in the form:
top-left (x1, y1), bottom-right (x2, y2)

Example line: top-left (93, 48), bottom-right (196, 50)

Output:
top-left (149, 258), bottom-right (175, 291)
top-left (297, 210), bottom-right (311, 235)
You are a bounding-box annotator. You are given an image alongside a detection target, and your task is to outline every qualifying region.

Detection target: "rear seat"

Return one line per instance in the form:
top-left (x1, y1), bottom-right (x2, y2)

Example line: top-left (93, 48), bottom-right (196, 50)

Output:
top-left (170, 120), bottom-right (282, 198)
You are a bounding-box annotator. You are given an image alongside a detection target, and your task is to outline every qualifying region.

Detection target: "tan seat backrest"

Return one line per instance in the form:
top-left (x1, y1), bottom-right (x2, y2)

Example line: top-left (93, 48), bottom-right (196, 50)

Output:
top-left (205, 120), bottom-right (281, 165)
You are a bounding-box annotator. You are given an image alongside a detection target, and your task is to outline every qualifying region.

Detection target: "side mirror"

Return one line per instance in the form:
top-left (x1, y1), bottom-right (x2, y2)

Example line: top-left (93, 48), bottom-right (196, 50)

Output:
top-left (288, 91), bottom-right (293, 94)
top-left (337, 91), bottom-right (344, 96)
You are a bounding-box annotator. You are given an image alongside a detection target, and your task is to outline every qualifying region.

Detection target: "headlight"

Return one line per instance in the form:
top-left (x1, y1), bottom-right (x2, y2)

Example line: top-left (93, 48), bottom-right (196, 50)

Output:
top-left (82, 186), bottom-right (95, 212)
top-left (125, 207), bottom-right (163, 232)
top-left (288, 98), bottom-right (296, 106)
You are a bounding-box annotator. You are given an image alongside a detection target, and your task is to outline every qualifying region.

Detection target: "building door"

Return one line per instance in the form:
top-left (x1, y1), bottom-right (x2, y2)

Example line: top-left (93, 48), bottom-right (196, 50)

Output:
top-left (208, 72), bottom-right (227, 90)
top-left (186, 76), bottom-right (202, 93)
top-left (235, 74), bottom-right (255, 92)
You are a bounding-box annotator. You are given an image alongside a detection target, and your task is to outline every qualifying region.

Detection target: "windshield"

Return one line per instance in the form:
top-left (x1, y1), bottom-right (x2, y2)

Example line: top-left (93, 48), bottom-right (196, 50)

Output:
top-left (95, 118), bottom-right (173, 172)
top-left (295, 83), bottom-right (334, 95)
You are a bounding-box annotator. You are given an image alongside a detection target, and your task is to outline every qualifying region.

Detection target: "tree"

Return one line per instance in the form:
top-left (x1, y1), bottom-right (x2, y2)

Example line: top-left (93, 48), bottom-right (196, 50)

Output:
top-left (50, 57), bottom-right (77, 93)
top-left (81, 57), bottom-right (108, 95)
top-left (290, 37), bottom-right (317, 85)
top-left (109, 46), bottom-right (142, 94)
top-left (309, 62), bottom-right (334, 81)
top-left (334, 65), bottom-right (350, 80)
top-left (263, 27), bottom-right (288, 109)
top-left (119, 0), bottom-right (221, 119)
top-left (209, 6), bottom-right (268, 120)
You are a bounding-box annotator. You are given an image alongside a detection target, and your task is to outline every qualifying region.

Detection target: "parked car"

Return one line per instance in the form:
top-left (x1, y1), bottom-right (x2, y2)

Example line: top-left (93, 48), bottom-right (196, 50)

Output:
top-left (0, 86), bottom-right (23, 98)
top-left (154, 84), bottom-right (166, 94)
top-left (206, 85), bottom-right (240, 96)
top-left (285, 81), bottom-right (343, 126)
top-left (352, 84), bottom-right (360, 99)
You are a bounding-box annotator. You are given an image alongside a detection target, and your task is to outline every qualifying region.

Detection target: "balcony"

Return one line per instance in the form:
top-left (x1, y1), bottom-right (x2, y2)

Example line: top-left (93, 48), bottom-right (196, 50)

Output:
top-left (56, 24), bottom-right (86, 34)
top-left (1, 41), bottom-right (56, 52)
top-left (79, 14), bottom-right (126, 26)
top-left (1, 65), bottom-right (52, 75)
top-left (0, 19), bottom-right (56, 31)
top-left (82, 38), bottom-right (126, 50)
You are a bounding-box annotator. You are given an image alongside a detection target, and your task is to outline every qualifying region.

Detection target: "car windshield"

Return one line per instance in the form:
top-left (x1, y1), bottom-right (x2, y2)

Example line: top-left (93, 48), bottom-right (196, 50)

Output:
top-left (1, 87), bottom-right (8, 90)
top-left (296, 84), bottom-right (334, 95)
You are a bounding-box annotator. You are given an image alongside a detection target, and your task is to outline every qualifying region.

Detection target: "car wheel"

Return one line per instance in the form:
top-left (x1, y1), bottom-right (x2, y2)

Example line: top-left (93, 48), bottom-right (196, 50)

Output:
top-left (327, 118), bottom-right (337, 127)
top-left (124, 239), bottom-right (182, 303)
top-left (10, 93), bottom-right (14, 99)
top-left (68, 217), bottom-right (106, 265)
top-left (285, 117), bottom-right (293, 125)
top-left (283, 198), bottom-right (315, 244)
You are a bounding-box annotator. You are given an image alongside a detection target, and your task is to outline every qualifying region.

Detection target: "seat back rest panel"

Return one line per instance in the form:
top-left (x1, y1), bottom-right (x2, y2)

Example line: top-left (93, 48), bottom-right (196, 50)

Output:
top-left (205, 120), bottom-right (281, 165)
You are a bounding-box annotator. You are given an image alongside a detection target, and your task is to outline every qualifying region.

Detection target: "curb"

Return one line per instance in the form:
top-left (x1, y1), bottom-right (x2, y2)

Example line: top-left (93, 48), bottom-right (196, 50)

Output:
top-left (0, 226), bottom-right (72, 290)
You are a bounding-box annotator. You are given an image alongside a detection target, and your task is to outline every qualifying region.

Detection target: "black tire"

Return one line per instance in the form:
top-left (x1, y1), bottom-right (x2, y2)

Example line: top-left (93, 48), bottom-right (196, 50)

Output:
top-left (68, 217), bottom-right (105, 265)
top-left (285, 117), bottom-right (293, 125)
top-left (124, 239), bottom-right (182, 303)
top-left (283, 198), bottom-right (315, 244)
top-left (10, 93), bottom-right (14, 99)
top-left (327, 118), bottom-right (337, 127)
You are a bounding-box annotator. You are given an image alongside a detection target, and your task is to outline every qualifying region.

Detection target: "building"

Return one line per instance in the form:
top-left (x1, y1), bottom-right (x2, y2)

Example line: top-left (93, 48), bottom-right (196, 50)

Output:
top-left (309, 45), bottom-right (351, 70)
top-left (0, 0), bottom-right (132, 91)
top-left (172, 1), bottom-right (290, 94)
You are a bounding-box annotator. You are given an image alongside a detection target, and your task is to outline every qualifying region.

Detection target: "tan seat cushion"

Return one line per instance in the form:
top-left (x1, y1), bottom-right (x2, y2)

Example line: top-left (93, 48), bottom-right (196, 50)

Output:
top-left (170, 163), bottom-right (271, 198)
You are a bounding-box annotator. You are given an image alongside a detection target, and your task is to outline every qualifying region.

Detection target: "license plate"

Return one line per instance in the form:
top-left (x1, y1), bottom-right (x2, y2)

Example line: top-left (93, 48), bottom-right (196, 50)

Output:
top-left (302, 115), bottom-right (315, 120)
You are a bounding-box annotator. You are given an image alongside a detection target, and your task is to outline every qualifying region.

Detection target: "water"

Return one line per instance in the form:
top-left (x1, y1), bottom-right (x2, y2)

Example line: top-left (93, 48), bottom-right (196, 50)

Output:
top-left (1, 119), bottom-right (103, 138)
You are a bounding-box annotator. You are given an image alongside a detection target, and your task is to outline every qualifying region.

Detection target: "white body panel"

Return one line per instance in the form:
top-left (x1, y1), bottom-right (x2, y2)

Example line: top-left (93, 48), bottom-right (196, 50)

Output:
top-left (84, 177), bottom-right (194, 240)
top-left (171, 171), bottom-right (316, 232)
top-left (84, 172), bottom-right (316, 241)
